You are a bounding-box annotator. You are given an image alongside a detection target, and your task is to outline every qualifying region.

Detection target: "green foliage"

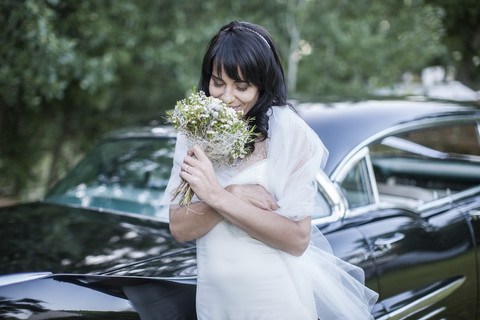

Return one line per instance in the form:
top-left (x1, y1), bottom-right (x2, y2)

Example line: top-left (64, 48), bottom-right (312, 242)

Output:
top-left (293, 0), bottom-right (445, 99)
top-left (425, 0), bottom-right (480, 89)
top-left (0, 0), bottom-right (468, 201)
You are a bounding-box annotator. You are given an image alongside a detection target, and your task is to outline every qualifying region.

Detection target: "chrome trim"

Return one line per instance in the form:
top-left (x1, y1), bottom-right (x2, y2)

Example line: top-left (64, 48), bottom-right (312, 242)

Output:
top-left (417, 185), bottom-right (480, 212)
top-left (332, 147), bottom-right (370, 183)
top-left (345, 203), bottom-right (378, 218)
top-left (376, 277), bottom-right (465, 320)
top-left (329, 146), bottom-right (382, 218)
top-left (345, 185), bottom-right (480, 219)
top-left (476, 122), bottom-right (480, 146)
top-left (312, 170), bottom-right (346, 225)
top-left (331, 116), bottom-right (480, 219)
top-left (417, 307), bottom-right (446, 320)
top-left (317, 171), bottom-right (345, 212)
top-left (331, 115), bottom-right (480, 182)
top-left (0, 272), bottom-right (52, 287)
top-left (345, 201), bottom-right (421, 219)
top-left (382, 135), bottom-right (480, 162)
top-left (365, 151), bottom-right (380, 204)
top-left (469, 209), bottom-right (480, 221)
top-left (373, 232), bottom-right (405, 251)
top-left (381, 136), bottom-right (449, 159)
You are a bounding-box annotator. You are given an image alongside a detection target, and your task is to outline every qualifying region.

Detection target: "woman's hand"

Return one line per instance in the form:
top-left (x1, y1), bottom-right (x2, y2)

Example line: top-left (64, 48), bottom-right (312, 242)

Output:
top-left (226, 184), bottom-right (279, 211)
top-left (179, 145), bottom-right (225, 203)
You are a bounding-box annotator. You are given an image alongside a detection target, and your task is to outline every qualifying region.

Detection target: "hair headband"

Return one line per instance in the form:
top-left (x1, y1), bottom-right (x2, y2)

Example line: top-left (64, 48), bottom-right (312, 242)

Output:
top-left (233, 26), bottom-right (271, 49)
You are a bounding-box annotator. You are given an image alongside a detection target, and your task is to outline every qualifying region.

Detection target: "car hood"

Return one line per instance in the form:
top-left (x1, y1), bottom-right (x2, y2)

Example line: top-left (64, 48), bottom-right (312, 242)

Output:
top-left (0, 202), bottom-right (196, 279)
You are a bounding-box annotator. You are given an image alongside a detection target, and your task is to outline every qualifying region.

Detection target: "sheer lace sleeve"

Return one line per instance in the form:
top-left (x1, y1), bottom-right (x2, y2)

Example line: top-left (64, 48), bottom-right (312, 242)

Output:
top-left (267, 106), bottom-right (328, 221)
top-left (269, 107), bottom-right (378, 320)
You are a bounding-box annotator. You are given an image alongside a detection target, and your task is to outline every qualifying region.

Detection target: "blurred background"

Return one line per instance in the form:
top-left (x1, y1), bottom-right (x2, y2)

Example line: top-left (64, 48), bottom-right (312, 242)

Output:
top-left (1, 0), bottom-right (479, 204)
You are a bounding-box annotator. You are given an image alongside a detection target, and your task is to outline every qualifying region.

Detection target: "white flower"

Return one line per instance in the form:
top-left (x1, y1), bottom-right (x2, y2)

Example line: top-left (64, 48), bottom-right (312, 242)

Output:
top-left (167, 89), bottom-right (256, 168)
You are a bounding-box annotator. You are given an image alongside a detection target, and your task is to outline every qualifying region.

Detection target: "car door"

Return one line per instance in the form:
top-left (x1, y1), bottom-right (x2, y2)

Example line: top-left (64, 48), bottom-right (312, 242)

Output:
top-left (360, 121), bottom-right (480, 319)
top-left (347, 120), bottom-right (480, 319)
top-left (358, 201), bottom-right (475, 319)
top-left (330, 150), bottom-right (439, 319)
top-left (313, 155), bottom-right (385, 318)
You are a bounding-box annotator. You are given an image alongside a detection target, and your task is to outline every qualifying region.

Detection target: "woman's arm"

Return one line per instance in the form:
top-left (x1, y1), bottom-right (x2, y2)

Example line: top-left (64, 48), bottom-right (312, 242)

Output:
top-left (169, 201), bottom-right (222, 242)
top-left (220, 185), bottom-right (311, 256)
top-left (169, 184), bottom-right (281, 242)
top-left (180, 145), bottom-right (311, 256)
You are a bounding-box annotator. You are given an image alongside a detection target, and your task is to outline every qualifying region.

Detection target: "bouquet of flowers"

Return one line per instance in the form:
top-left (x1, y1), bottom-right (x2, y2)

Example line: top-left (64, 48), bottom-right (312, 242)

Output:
top-left (167, 89), bottom-right (256, 206)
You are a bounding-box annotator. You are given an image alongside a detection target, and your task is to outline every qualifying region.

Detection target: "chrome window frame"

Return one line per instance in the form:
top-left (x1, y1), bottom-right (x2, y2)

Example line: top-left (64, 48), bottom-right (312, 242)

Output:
top-left (476, 122), bottom-right (480, 146)
top-left (331, 116), bottom-right (480, 182)
top-left (327, 115), bottom-right (480, 219)
top-left (312, 170), bottom-right (346, 225)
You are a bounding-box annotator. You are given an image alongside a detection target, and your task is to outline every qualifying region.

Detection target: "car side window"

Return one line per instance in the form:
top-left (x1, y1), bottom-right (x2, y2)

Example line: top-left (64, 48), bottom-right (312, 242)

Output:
top-left (401, 123), bottom-right (480, 156)
top-left (339, 158), bottom-right (373, 208)
top-left (370, 122), bottom-right (480, 206)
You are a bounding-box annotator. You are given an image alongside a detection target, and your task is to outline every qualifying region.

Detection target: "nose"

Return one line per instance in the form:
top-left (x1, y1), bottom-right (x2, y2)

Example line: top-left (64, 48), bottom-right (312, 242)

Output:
top-left (221, 86), bottom-right (234, 104)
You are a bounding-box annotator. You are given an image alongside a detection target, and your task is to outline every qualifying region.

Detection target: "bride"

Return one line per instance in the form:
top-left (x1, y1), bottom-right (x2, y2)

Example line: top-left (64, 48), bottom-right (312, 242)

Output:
top-left (163, 20), bottom-right (378, 319)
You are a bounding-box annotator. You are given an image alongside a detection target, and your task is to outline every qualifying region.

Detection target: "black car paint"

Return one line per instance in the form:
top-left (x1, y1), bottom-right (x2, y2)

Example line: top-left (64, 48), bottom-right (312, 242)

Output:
top-left (0, 273), bottom-right (196, 319)
top-left (0, 203), bottom-right (196, 277)
top-left (0, 203), bottom-right (197, 319)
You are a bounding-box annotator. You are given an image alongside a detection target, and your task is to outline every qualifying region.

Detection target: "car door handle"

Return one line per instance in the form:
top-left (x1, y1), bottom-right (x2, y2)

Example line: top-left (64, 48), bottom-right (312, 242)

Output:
top-left (373, 232), bottom-right (405, 251)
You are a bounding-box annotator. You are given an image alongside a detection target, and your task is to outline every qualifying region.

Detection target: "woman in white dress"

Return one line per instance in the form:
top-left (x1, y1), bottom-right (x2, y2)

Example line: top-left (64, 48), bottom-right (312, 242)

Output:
top-left (164, 21), bottom-right (378, 319)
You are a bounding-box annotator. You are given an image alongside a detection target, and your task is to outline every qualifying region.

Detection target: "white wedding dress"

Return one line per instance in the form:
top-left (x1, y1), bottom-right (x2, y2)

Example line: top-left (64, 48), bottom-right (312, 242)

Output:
top-left (196, 161), bottom-right (315, 319)
top-left (164, 106), bottom-right (378, 320)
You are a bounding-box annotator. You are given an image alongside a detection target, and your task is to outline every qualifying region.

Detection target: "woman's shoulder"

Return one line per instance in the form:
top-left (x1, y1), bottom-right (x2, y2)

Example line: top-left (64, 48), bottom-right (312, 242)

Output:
top-left (270, 105), bottom-right (296, 117)
top-left (269, 105), bottom-right (328, 165)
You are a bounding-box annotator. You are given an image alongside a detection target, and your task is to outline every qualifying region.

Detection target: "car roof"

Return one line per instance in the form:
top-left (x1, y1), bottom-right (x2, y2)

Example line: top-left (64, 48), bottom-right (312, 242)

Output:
top-left (296, 99), bottom-right (480, 176)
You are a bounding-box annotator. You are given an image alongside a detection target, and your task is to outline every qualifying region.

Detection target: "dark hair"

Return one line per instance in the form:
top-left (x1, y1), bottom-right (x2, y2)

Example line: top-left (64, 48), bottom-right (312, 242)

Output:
top-left (199, 21), bottom-right (287, 147)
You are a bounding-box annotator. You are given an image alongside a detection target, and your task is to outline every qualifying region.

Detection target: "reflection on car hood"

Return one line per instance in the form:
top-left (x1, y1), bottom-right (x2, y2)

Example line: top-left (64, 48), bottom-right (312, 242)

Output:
top-left (0, 202), bottom-right (196, 279)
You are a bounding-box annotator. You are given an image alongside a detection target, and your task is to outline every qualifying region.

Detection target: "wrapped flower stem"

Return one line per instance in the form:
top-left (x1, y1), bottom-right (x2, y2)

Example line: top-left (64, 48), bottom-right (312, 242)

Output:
top-left (171, 178), bottom-right (194, 207)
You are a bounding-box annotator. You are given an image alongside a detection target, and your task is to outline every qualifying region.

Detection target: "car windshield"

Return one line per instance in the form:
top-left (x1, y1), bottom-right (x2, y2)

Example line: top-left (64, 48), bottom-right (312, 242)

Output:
top-left (45, 137), bottom-right (175, 221)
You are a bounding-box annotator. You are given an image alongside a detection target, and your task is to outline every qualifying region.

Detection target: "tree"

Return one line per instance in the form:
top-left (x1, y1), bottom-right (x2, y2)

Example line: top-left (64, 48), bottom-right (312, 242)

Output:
top-left (0, 0), bottom-right (290, 200)
top-left (0, 0), bottom-right (453, 201)
top-left (1, 0), bottom-right (79, 198)
top-left (425, 0), bottom-right (480, 90)
top-left (0, 0), bottom-right (176, 199)
top-left (291, 0), bottom-right (445, 99)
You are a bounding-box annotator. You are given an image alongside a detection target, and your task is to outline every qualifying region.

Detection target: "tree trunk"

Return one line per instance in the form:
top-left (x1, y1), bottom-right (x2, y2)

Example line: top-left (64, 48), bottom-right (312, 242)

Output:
top-left (286, 0), bottom-right (306, 95)
top-left (46, 109), bottom-right (70, 190)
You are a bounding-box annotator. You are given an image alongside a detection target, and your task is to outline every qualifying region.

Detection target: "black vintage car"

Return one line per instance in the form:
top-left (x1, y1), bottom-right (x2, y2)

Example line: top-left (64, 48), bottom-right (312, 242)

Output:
top-left (1, 99), bottom-right (479, 319)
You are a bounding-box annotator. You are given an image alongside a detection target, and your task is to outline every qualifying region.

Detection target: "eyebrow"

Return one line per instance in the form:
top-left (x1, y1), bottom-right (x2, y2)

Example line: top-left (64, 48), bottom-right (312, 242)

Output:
top-left (211, 74), bottom-right (249, 85)
top-left (211, 74), bottom-right (223, 82)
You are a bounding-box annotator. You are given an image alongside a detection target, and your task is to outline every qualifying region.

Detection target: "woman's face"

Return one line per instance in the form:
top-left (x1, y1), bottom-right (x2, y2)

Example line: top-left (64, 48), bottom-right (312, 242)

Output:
top-left (209, 66), bottom-right (259, 115)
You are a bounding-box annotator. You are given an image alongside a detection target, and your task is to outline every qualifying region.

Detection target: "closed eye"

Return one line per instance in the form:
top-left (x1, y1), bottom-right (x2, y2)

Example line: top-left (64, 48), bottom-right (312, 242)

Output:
top-left (234, 81), bottom-right (251, 92)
